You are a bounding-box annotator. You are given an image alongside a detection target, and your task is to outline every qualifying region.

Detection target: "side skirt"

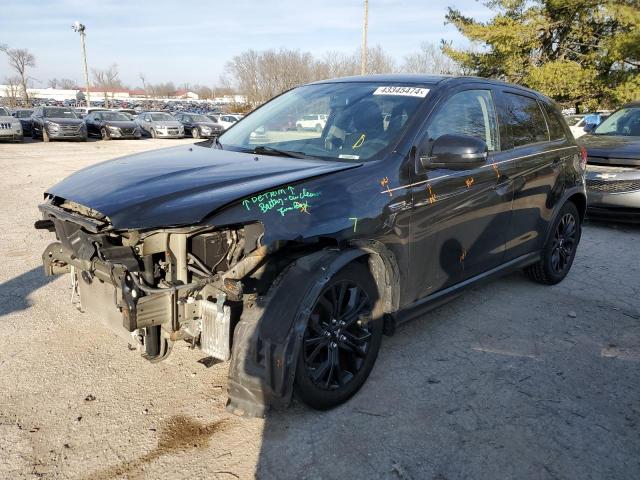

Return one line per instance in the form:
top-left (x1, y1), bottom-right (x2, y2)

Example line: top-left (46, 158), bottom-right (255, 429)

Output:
top-left (395, 251), bottom-right (541, 326)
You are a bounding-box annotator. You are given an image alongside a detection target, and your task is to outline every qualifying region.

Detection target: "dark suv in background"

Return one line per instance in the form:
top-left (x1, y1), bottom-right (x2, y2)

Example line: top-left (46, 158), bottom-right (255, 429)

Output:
top-left (31, 106), bottom-right (87, 142)
top-left (580, 101), bottom-right (640, 222)
top-left (36, 75), bottom-right (585, 415)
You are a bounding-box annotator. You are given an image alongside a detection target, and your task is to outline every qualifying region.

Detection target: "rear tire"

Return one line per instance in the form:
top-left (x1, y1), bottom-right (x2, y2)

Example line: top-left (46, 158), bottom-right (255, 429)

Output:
top-left (524, 201), bottom-right (581, 285)
top-left (294, 262), bottom-right (383, 410)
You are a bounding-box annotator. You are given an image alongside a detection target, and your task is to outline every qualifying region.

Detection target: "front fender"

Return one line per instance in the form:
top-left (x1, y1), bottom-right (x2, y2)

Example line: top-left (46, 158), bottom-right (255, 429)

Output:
top-left (226, 248), bottom-right (368, 417)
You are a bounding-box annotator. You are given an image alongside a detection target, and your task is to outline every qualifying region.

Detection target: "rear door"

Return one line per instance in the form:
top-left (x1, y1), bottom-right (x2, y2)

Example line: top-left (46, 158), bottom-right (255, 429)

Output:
top-left (495, 90), bottom-right (569, 260)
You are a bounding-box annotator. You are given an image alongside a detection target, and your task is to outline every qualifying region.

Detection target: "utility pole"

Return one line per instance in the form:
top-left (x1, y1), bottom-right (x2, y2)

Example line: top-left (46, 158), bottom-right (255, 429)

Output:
top-left (72, 21), bottom-right (91, 108)
top-left (361, 0), bottom-right (368, 75)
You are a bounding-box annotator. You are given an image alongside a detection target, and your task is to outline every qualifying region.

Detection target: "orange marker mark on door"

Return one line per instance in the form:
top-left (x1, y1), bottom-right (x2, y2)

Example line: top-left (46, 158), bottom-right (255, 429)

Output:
top-left (427, 184), bottom-right (437, 204)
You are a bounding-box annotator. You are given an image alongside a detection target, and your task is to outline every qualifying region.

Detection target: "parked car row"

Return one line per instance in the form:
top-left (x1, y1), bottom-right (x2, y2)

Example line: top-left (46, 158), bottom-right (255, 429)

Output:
top-left (0, 106), bottom-right (243, 142)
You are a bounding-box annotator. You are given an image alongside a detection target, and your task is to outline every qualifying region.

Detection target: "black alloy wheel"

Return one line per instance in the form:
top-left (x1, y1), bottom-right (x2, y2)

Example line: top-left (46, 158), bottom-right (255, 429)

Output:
top-left (550, 213), bottom-right (576, 273)
top-left (294, 263), bottom-right (383, 410)
top-left (524, 201), bottom-right (581, 285)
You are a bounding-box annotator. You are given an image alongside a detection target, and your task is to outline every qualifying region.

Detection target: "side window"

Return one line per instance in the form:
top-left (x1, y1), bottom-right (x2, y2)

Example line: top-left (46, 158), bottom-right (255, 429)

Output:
top-left (427, 89), bottom-right (499, 151)
top-left (502, 93), bottom-right (549, 147)
top-left (541, 102), bottom-right (567, 141)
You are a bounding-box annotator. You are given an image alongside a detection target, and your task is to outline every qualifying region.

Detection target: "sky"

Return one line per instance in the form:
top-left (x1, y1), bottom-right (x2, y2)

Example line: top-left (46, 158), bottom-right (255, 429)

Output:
top-left (0, 0), bottom-right (493, 89)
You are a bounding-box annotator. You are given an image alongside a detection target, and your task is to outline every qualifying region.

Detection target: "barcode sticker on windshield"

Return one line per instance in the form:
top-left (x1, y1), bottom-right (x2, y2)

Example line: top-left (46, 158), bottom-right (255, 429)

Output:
top-left (373, 86), bottom-right (430, 97)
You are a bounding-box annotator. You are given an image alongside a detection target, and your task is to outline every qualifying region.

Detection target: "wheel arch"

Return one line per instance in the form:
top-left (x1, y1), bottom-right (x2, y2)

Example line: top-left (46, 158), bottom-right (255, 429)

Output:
top-left (567, 191), bottom-right (586, 222)
top-left (542, 187), bottom-right (586, 246)
top-left (225, 244), bottom-right (399, 416)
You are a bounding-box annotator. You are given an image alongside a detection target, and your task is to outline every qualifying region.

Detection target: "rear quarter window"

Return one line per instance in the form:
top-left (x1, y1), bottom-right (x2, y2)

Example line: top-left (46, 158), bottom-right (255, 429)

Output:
top-left (541, 103), bottom-right (568, 141)
top-left (502, 93), bottom-right (550, 148)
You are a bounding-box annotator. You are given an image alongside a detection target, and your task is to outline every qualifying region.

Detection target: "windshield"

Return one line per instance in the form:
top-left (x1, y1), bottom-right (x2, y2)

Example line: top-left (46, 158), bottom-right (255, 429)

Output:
top-left (219, 82), bottom-right (430, 161)
top-left (594, 107), bottom-right (640, 136)
top-left (44, 107), bottom-right (78, 119)
top-left (150, 113), bottom-right (174, 121)
top-left (15, 110), bottom-right (33, 118)
top-left (102, 112), bottom-right (130, 121)
top-left (0, 107), bottom-right (10, 116)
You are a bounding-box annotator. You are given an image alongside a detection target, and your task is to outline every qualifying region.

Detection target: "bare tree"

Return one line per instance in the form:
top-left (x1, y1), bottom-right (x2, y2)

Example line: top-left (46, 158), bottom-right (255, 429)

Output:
top-left (360, 44), bottom-right (395, 74)
top-left (92, 64), bottom-right (121, 108)
top-left (47, 78), bottom-right (78, 89)
top-left (402, 42), bottom-right (461, 75)
top-left (3, 76), bottom-right (22, 108)
top-left (225, 45), bottom-right (397, 104)
top-left (0, 44), bottom-right (36, 106)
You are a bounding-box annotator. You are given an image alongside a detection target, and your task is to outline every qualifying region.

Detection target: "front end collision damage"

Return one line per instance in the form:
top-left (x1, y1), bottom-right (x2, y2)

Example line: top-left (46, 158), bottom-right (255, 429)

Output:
top-left (37, 179), bottom-right (402, 415)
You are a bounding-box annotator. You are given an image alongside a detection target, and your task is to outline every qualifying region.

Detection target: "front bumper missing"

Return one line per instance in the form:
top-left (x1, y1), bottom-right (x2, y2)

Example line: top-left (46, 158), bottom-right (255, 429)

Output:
top-left (42, 240), bottom-right (232, 362)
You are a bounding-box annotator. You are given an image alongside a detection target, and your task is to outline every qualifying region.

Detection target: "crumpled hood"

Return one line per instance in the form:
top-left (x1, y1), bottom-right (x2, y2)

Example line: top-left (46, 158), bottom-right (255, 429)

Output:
top-left (46, 144), bottom-right (361, 229)
top-left (580, 135), bottom-right (640, 160)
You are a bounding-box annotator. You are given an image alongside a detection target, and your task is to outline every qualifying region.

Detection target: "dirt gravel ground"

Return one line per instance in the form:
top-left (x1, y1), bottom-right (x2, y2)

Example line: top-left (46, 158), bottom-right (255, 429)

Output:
top-left (0, 138), bottom-right (638, 480)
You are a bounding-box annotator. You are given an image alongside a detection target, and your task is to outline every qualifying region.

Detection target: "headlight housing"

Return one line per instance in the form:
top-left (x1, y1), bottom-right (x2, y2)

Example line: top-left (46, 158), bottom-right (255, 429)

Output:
top-left (107, 125), bottom-right (120, 132)
top-left (200, 126), bottom-right (212, 133)
top-left (45, 121), bottom-right (59, 131)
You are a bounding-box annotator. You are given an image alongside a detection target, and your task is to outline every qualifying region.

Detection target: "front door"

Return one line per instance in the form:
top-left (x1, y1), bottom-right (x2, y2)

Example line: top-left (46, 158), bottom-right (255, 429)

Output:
top-left (408, 87), bottom-right (515, 300)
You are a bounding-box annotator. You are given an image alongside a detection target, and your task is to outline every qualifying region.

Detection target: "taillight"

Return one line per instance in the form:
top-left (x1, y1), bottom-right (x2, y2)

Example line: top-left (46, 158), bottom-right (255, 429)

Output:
top-left (579, 145), bottom-right (588, 170)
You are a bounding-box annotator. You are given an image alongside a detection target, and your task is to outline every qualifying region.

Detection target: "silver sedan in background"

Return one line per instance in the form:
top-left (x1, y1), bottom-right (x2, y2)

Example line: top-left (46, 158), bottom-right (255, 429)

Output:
top-left (135, 112), bottom-right (184, 139)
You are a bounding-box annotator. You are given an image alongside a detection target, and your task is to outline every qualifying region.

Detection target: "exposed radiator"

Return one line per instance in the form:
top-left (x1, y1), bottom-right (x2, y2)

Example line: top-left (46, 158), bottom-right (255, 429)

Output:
top-left (199, 296), bottom-right (231, 361)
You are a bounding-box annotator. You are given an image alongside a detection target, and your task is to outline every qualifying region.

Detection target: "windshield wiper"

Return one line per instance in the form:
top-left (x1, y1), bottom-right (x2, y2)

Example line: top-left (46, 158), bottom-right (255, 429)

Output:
top-left (253, 145), bottom-right (309, 159)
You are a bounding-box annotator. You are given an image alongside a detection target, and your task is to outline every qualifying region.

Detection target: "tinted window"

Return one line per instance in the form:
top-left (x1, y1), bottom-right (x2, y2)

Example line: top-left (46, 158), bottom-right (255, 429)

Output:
top-left (16, 110), bottom-right (33, 118)
top-left (0, 107), bottom-right (9, 116)
top-left (542, 103), bottom-right (567, 140)
top-left (427, 89), bottom-right (499, 151)
top-left (503, 93), bottom-right (549, 147)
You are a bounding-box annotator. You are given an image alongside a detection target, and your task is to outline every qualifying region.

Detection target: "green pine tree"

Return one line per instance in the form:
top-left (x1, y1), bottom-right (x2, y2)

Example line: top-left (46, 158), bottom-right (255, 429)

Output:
top-left (444, 0), bottom-right (640, 111)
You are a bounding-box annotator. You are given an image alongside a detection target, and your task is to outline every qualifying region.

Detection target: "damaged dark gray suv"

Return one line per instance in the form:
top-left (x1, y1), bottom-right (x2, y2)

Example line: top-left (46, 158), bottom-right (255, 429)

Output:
top-left (36, 75), bottom-right (586, 415)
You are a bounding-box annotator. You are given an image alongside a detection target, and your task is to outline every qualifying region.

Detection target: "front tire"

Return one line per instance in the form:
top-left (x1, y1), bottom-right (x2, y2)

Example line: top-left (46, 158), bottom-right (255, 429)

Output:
top-left (100, 127), bottom-right (111, 141)
top-left (294, 263), bottom-right (383, 410)
top-left (192, 128), bottom-right (200, 139)
top-left (42, 128), bottom-right (50, 142)
top-left (150, 128), bottom-right (157, 138)
top-left (524, 201), bottom-right (581, 285)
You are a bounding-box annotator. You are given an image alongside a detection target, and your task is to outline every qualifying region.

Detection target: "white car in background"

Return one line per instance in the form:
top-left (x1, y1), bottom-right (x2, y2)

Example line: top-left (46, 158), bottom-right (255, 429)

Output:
top-left (296, 114), bottom-right (327, 132)
top-left (216, 114), bottom-right (242, 131)
top-left (567, 115), bottom-right (588, 138)
top-left (0, 106), bottom-right (23, 142)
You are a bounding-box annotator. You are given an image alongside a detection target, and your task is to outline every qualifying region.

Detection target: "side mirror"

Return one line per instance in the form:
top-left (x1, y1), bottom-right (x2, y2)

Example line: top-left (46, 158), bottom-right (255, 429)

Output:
top-left (583, 123), bottom-right (596, 133)
top-left (418, 134), bottom-right (488, 171)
